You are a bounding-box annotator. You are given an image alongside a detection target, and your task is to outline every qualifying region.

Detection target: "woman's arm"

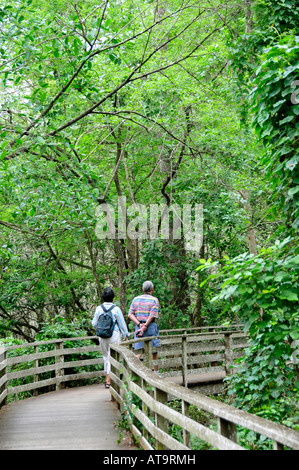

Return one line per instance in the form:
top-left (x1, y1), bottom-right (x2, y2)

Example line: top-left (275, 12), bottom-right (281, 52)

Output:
top-left (115, 307), bottom-right (129, 340)
top-left (91, 306), bottom-right (100, 329)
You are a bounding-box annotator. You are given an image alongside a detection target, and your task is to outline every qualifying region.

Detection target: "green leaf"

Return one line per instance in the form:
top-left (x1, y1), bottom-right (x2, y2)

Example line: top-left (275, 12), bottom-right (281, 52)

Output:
top-left (279, 115), bottom-right (294, 125)
top-left (274, 271), bottom-right (290, 282)
top-left (288, 186), bottom-right (299, 196)
top-left (279, 289), bottom-right (298, 301)
top-left (285, 155), bottom-right (299, 170)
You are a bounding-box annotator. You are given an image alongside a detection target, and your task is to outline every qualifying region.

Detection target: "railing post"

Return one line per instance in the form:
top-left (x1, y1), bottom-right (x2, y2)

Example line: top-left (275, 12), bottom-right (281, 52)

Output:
top-left (224, 332), bottom-right (233, 376)
top-left (181, 335), bottom-right (188, 387)
top-left (0, 346), bottom-right (7, 408)
top-left (182, 400), bottom-right (191, 448)
top-left (110, 348), bottom-right (120, 404)
top-left (155, 386), bottom-right (169, 450)
top-left (55, 341), bottom-right (65, 390)
top-left (33, 345), bottom-right (39, 396)
top-left (218, 417), bottom-right (237, 443)
top-left (141, 377), bottom-right (150, 443)
top-left (273, 440), bottom-right (284, 450)
top-left (144, 339), bottom-right (153, 370)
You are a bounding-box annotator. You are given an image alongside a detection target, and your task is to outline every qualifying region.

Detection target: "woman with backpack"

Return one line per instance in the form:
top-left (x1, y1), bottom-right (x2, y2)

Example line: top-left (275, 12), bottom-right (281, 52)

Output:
top-left (92, 287), bottom-right (129, 388)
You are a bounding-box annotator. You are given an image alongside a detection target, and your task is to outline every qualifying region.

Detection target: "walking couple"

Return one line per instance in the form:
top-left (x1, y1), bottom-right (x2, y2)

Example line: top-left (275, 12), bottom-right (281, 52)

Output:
top-left (91, 281), bottom-right (160, 388)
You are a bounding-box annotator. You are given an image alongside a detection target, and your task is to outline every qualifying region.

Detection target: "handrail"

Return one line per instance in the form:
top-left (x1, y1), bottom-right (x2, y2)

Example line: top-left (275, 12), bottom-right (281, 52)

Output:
top-left (1, 328), bottom-right (298, 451)
top-left (0, 336), bottom-right (104, 406)
top-left (0, 325), bottom-right (243, 407)
top-left (159, 324), bottom-right (244, 334)
top-left (109, 334), bottom-right (299, 451)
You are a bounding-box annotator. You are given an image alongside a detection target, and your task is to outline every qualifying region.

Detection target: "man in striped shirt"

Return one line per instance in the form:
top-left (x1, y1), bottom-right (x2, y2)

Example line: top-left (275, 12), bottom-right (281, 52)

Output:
top-left (128, 281), bottom-right (160, 372)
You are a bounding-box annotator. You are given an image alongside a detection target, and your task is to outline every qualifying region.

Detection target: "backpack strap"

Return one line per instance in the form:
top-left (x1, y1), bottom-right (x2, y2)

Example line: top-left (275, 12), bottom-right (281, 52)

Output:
top-left (101, 304), bottom-right (115, 313)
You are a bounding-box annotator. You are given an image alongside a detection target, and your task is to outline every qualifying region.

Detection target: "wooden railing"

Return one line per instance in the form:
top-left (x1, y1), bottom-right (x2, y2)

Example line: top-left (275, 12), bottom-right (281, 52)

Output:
top-left (0, 325), bottom-right (240, 405)
top-left (145, 327), bottom-right (247, 388)
top-left (109, 330), bottom-right (299, 451)
top-left (0, 336), bottom-right (104, 406)
top-left (1, 327), bottom-right (299, 451)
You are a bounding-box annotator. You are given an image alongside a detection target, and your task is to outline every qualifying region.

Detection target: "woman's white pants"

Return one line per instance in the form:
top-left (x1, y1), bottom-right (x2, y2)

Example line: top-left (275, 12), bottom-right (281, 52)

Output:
top-left (99, 329), bottom-right (121, 374)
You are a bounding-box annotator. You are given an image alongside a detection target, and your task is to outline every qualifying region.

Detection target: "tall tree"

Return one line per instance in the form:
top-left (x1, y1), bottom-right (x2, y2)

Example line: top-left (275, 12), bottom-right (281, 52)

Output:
top-left (0, 0), bottom-right (272, 338)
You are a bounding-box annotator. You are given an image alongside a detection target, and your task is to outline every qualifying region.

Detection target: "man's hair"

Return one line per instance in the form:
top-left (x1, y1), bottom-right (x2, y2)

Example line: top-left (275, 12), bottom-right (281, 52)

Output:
top-left (102, 287), bottom-right (115, 302)
top-left (142, 281), bottom-right (154, 293)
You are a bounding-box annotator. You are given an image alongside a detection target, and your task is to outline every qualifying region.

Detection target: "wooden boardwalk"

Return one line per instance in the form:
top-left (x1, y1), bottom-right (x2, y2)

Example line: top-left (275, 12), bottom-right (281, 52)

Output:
top-left (2, 331), bottom-right (298, 450)
top-left (0, 384), bottom-right (135, 450)
top-left (0, 373), bottom-right (224, 451)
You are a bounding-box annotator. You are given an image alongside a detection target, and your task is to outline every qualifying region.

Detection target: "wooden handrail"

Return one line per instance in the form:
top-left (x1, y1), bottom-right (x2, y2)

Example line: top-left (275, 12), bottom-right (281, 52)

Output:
top-left (109, 334), bottom-right (299, 451)
top-left (1, 328), bottom-right (298, 450)
top-left (0, 328), bottom-right (245, 407)
top-left (0, 336), bottom-right (104, 406)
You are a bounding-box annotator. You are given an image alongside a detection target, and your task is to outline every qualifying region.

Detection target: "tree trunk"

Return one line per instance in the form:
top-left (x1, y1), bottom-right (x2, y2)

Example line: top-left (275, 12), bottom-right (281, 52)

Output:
top-left (240, 190), bottom-right (258, 255)
top-left (83, 230), bottom-right (102, 298)
top-left (193, 242), bottom-right (205, 327)
top-left (245, 0), bottom-right (253, 34)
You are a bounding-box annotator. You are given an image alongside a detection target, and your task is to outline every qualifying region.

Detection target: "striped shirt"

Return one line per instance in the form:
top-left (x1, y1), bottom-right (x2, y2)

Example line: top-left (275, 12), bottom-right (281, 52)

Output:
top-left (91, 303), bottom-right (129, 339)
top-left (128, 294), bottom-right (159, 322)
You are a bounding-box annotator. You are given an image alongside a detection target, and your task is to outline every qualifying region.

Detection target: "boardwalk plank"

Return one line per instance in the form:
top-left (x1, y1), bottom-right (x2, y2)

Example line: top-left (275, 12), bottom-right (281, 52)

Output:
top-left (0, 384), bottom-right (127, 450)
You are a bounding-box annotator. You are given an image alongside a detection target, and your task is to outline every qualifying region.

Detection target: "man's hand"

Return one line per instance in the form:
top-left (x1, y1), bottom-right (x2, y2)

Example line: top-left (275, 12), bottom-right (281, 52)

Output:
top-left (135, 324), bottom-right (147, 337)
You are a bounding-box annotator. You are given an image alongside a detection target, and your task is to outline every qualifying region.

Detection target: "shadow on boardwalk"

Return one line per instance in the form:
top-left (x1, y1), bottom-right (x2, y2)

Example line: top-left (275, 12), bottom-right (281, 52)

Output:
top-left (0, 384), bottom-right (136, 450)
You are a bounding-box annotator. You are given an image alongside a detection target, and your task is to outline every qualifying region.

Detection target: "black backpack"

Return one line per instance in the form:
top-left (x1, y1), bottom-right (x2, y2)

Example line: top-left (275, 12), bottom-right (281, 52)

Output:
top-left (96, 304), bottom-right (116, 338)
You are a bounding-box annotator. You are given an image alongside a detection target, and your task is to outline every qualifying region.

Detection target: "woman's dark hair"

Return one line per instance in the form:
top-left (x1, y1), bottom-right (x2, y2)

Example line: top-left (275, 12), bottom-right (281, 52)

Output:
top-left (102, 287), bottom-right (115, 302)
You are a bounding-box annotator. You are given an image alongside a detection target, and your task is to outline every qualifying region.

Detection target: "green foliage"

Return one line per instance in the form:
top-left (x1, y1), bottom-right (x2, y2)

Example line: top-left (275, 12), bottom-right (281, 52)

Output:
top-left (229, 0), bottom-right (299, 230)
top-left (199, 237), bottom-right (299, 428)
top-left (0, 0), bottom-right (273, 337)
top-left (200, 238), bottom-right (298, 330)
top-left (251, 36), bottom-right (299, 230)
top-left (36, 315), bottom-right (88, 340)
top-left (254, 0), bottom-right (299, 36)
top-left (228, 0), bottom-right (299, 117)
top-left (212, 0), bottom-right (299, 432)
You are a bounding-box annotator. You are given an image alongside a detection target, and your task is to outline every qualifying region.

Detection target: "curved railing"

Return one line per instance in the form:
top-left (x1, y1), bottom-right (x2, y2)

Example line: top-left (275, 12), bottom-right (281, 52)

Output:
top-left (0, 335), bottom-right (104, 404)
top-left (0, 325), bottom-right (240, 405)
top-left (1, 327), bottom-right (299, 450)
top-left (109, 330), bottom-right (299, 451)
